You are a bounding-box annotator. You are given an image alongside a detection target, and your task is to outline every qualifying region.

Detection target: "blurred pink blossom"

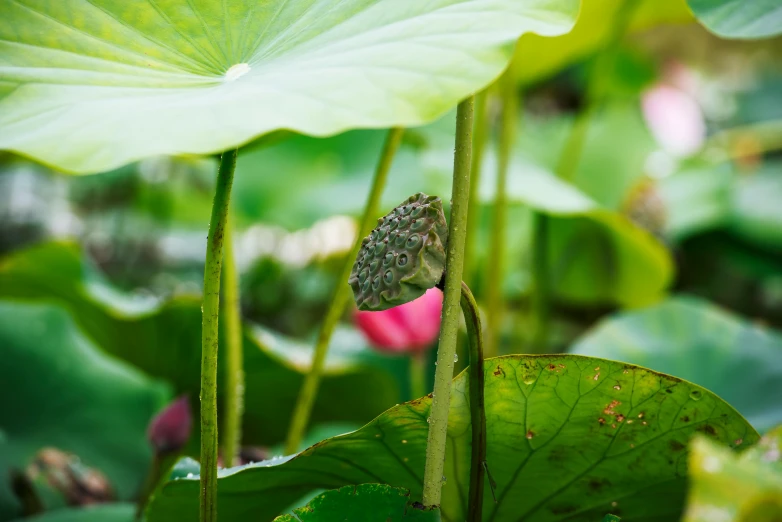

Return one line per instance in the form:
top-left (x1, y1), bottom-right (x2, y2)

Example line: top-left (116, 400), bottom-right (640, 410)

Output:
top-left (147, 395), bottom-right (192, 455)
top-left (355, 288), bottom-right (443, 353)
top-left (641, 84), bottom-right (706, 158)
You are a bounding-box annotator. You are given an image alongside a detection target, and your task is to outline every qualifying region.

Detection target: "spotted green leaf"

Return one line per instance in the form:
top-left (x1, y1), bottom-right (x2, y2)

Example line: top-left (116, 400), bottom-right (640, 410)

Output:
top-left (147, 354), bottom-right (756, 522)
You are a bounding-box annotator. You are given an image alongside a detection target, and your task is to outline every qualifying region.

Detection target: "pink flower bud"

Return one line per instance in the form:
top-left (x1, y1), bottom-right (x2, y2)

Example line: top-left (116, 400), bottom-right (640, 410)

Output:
top-left (641, 84), bottom-right (706, 158)
top-left (147, 395), bottom-right (192, 455)
top-left (354, 288), bottom-right (443, 353)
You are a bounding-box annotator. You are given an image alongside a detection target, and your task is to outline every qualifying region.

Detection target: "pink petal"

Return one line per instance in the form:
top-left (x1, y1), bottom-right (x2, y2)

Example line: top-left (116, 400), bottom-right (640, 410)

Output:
top-left (641, 84), bottom-right (706, 158)
top-left (354, 288), bottom-right (443, 354)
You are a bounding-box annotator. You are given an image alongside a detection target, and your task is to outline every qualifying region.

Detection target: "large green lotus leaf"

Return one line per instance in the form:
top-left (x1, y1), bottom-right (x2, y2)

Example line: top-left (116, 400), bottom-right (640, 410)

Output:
top-left (273, 484), bottom-right (438, 522)
top-left (569, 296), bottom-right (782, 432)
top-left (146, 354), bottom-right (757, 522)
top-left (514, 0), bottom-right (692, 85)
top-left (0, 241), bottom-right (400, 444)
top-left (0, 0), bottom-right (579, 173)
top-left (687, 0), bottom-right (782, 38)
top-left (9, 504), bottom-right (135, 522)
top-left (683, 427), bottom-right (782, 521)
top-left (0, 302), bottom-right (170, 521)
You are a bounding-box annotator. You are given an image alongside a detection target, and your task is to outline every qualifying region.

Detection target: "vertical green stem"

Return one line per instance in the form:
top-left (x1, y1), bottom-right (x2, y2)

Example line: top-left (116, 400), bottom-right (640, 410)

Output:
top-left (463, 89), bottom-right (489, 287)
top-left (422, 97), bottom-right (474, 508)
top-left (460, 282), bottom-right (486, 522)
top-left (284, 127), bottom-right (405, 455)
top-left (221, 216), bottom-right (243, 468)
top-left (200, 148), bottom-right (237, 522)
top-left (485, 70), bottom-right (517, 358)
top-left (530, 212), bottom-right (550, 352)
top-left (409, 352), bottom-right (427, 400)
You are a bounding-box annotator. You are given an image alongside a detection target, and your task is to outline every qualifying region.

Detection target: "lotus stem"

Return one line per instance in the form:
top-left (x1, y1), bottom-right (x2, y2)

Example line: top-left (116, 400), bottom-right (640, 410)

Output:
top-left (460, 281), bottom-right (487, 521)
top-left (200, 148), bottom-right (237, 522)
top-left (422, 97), bottom-right (474, 508)
top-left (284, 127), bottom-right (404, 455)
top-left (221, 215), bottom-right (243, 468)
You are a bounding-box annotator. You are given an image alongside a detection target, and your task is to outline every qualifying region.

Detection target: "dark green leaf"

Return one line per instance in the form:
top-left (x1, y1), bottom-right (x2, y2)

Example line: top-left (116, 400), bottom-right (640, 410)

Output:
top-left (273, 484), bottom-right (438, 522)
top-left (147, 354), bottom-right (757, 522)
top-left (9, 504), bottom-right (134, 522)
top-left (0, 303), bottom-right (169, 520)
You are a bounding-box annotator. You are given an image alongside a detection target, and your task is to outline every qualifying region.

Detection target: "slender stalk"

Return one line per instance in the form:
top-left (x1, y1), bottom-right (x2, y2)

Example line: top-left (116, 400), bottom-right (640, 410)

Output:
top-left (284, 127), bottom-right (404, 455)
top-left (460, 282), bottom-right (487, 522)
top-left (463, 89), bottom-right (489, 287)
top-left (200, 148), bottom-right (237, 522)
top-left (485, 70), bottom-right (517, 358)
top-left (422, 97), bottom-right (474, 508)
top-left (221, 216), bottom-right (243, 468)
top-left (409, 352), bottom-right (427, 400)
top-left (530, 212), bottom-right (550, 352)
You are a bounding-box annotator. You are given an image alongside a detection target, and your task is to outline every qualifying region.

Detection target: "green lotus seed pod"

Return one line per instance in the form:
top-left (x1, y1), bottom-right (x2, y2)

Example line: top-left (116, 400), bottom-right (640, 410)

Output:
top-left (349, 193), bottom-right (448, 311)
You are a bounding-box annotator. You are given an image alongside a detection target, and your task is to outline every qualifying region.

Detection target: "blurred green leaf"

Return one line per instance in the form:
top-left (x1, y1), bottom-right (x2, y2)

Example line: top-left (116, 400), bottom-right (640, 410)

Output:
top-left (9, 504), bottom-right (134, 522)
top-left (481, 162), bottom-right (673, 306)
top-left (0, 302), bottom-right (169, 520)
top-left (233, 130), bottom-right (452, 230)
top-left (687, 0), bottom-right (782, 39)
top-left (570, 296), bottom-right (782, 432)
top-left (730, 164), bottom-right (782, 252)
top-left (684, 426), bottom-right (782, 521)
top-left (147, 354), bottom-right (756, 522)
top-left (0, 242), bottom-right (400, 445)
top-left (273, 484), bottom-right (438, 522)
top-left (657, 161), bottom-right (734, 241)
top-left (660, 160), bottom-right (782, 252)
top-left (0, 0), bottom-right (578, 173)
top-left (514, 0), bottom-right (692, 85)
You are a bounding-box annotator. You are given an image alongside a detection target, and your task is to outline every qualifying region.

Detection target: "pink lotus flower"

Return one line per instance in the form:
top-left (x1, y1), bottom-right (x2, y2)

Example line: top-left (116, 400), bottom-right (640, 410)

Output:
top-left (147, 395), bottom-right (192, 455)
top-left (641, 83), bottom-right (706, 158)
top-left (355, 288), bottom-right (443, 353)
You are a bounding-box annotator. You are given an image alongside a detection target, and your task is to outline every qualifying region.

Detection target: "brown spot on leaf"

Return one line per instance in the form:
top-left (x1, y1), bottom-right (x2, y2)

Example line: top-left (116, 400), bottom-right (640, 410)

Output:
top-left (681, 416), bottom-right (690, 422)
top-left (526, 430), bottom-right (535, 440)
top-left (669, 440), bottom-right (685, 452)
top-left (493, 365), bottom-right (504, 377)
top-left (603, 400), bottom-right (621, 416)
